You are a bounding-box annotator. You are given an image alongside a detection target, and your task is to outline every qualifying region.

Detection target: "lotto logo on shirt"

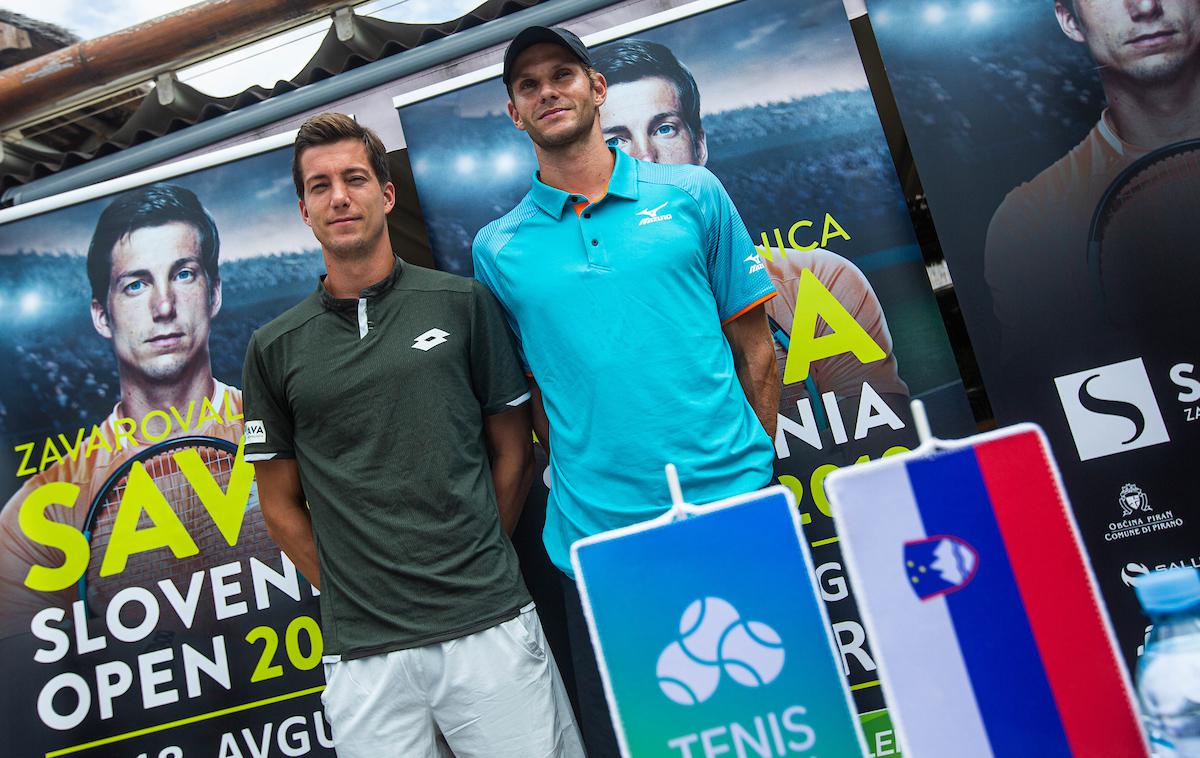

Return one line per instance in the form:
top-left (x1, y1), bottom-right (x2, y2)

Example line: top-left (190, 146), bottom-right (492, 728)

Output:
top-left (572, 488), bottom-right (862, 757)
top-left (1053, 357), bottom-right (1169, 461)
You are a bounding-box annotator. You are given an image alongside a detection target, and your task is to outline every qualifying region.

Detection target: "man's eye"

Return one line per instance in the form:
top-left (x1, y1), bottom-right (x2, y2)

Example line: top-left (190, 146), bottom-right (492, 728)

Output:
top-left (125, 280), bottom-right (146, 294)
top-left (605, 136), bottom-right (626, 149)
top-left (654, 123), bottom-right (679, 137)
top-left (176, 269), bottom-right (195, 282)
top-left (309, 183), bottom-right (327, 192)
top-left (349, 176), bottom-right (366, 184)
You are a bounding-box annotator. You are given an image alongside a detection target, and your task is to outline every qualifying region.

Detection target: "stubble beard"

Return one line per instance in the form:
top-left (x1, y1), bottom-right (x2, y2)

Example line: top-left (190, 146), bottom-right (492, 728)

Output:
top-left (321, 225), bottom-right (381, 262)
top-left (528, 101), bottom-right (598, 151)
top-left (1126, 51), bottom-right (1197, 86)
top-left (123, 341), bottom-right (210, 392)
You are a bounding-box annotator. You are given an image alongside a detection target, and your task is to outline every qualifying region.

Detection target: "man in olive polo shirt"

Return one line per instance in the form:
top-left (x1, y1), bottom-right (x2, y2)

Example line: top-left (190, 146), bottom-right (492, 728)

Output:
top-left (243, 113), bottom-right (582, 757)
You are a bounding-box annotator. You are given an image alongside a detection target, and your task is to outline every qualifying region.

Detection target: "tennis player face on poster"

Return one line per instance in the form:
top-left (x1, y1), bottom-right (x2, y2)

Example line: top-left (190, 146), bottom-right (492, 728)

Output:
top-left (601, 68), bottom-right (708, 166)
top-left (90, 194), bottom-right (223, 423)
top-left (984, 0), bottom-right (1200, 361)
top-left (1055, 0), bottom-right (1200, 90)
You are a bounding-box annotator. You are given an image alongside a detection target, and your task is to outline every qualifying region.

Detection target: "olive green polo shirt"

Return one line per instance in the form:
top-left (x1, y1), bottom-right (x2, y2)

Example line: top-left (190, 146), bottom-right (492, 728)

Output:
top-left (242, 258), bottom-right (532, 658)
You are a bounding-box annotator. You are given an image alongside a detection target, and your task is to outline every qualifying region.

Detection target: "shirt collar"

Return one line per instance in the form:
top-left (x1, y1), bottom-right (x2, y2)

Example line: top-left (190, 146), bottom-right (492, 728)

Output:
top-left (528, 147), bottom-right (640, 219)
top-left (317, 255), bottom-right (404, 310)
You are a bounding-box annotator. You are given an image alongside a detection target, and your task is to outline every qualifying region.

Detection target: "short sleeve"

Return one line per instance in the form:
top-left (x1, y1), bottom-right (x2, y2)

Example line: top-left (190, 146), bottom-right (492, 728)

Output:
top-left (468, 280), bottom-right (531, 414)
top-left (471, 238), bottom-right (530, 373)
top-left (698, 170), bottom-right (778, 323)
top-left (240, 332), bottom-right (295, 461)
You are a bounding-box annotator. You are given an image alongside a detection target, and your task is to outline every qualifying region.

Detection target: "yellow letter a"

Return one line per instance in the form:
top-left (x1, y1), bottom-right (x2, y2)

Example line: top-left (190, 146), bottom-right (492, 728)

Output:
top-left (174, 442), bottom-right (255, 547)
top-left (99, 462), bottom-right (199, 577)
top-left (783, 268), bottom-right (886, 385)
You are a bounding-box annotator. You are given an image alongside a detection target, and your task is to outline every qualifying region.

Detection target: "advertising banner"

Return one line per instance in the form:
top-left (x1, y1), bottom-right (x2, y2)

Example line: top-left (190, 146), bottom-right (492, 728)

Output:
top-left (827, 426), bottom-right (1147, 758)
top-left (867, 0), bottom-right (1199, 667)
top-left (573, 486), bottom-right (864, 757)
top-left (394, 0), bottom-right (977, 744)
top-left (0, 136), bottom-right (334, 757)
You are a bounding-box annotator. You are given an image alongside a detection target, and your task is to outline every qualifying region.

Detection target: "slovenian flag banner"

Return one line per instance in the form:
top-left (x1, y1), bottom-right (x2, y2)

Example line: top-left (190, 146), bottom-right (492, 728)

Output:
top-left (826, 425), bottom-right (1147, 758)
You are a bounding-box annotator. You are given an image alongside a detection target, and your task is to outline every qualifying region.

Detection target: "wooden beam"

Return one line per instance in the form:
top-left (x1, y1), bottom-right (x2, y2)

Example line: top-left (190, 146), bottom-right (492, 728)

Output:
top-left (0, 0), bottom-right (355, 132)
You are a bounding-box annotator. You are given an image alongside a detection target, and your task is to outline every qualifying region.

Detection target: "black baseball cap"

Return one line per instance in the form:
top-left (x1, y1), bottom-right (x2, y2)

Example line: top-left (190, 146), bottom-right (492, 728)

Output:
top-left (502, 26), bottom-right (592, 85)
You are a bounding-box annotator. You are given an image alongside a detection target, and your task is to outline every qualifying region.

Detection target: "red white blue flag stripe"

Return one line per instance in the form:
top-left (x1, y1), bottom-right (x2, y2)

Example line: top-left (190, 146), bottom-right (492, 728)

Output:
top-left (829, 427), bottom-right (1146, 758)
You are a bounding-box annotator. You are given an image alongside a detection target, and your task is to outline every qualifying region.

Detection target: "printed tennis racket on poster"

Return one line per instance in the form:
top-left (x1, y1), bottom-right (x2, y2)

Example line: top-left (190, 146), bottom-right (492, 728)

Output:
top-left (393, 0), bottom-right (977, 747)
top-left (0, 133), bottom-right (335, 757)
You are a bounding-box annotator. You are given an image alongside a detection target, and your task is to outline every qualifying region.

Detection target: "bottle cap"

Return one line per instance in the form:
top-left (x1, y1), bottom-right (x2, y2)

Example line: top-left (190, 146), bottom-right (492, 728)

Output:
top-left (1134, 567), bottom-right (1200, 615)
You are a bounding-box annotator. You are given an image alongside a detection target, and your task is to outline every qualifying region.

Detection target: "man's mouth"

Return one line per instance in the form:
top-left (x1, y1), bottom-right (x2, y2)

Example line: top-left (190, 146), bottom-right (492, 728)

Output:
top-left (330, 216), bottom-right (360, 227)
top-left (146, 332), bottom-right (185, 348)
top-left (1128, 29), bottom-right (1178, 49)
top-left (539, 107), bottom-right (569, 121)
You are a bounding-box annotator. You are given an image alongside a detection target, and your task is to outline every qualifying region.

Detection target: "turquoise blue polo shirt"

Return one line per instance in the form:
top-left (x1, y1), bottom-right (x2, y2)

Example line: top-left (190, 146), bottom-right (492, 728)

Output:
top-left (472, 148), bottom-right (778, 576)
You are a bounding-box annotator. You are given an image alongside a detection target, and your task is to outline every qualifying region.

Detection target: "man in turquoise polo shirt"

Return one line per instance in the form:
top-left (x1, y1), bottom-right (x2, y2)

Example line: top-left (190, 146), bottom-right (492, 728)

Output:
top-left (473, 27), bottom-right (780, 756)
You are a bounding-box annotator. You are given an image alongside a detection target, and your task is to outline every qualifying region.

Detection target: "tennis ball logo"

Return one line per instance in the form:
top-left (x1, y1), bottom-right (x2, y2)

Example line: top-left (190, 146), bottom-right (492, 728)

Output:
top-left (655, 596), bottom-right (785, 705)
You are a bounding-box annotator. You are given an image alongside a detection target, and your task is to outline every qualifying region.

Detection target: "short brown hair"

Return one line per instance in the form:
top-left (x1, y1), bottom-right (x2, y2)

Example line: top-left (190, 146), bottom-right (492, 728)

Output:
top-left (292, 112), bottom-right (390, 198)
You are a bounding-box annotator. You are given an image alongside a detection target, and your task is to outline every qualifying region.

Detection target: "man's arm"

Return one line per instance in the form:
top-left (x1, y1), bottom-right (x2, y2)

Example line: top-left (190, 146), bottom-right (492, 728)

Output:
top-left (252, 459), bottom-right (320, 589)
top-left (723, 304), bottom-right (780, 437)
top-left (484, 403), bottom-right (534, 534)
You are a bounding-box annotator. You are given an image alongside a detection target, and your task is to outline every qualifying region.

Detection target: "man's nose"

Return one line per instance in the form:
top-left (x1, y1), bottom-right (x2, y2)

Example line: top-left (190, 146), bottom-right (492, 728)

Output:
top-left (630, 136), bottom-right (657, 163)
top-left (151, 284), bottom-right (176, 320)
top-left (1128, 0), bottom-right (1163, 21)
top-left (330, 179), bottom-right (351, 206)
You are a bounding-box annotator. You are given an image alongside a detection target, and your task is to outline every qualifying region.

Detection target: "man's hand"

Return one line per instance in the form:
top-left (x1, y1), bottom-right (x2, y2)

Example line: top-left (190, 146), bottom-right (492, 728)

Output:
top-left (723, 304), bottom-right (780, 437)
top-left (253, 459), bottom-right (320, 589)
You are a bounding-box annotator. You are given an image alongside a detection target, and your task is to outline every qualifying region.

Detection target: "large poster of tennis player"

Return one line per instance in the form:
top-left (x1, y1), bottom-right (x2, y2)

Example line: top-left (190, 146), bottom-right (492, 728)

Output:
top-left (868, 0), bottom-right (1199, 668)
top-left (0, 142), bottom-right (335, 756)
top-left (396, 0), bottom-right (976, 740)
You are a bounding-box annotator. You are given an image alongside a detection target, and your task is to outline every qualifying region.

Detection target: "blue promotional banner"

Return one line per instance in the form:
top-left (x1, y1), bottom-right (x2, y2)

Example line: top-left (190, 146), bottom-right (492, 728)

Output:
top-left (395, 1), bottom-right (980, 741)
top-left (0, 135), bottom-right (335, 757)
top-left (866, 0), bottom-right (1200, 670)
top-left (572, 486), bottom-right (863, 757)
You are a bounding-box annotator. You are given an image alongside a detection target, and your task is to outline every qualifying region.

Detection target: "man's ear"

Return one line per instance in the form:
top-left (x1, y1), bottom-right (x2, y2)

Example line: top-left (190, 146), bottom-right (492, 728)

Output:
top-left (91, 298), bottom-right (112, 340)
top-left (1055, 1), bottom-right (1086, 43)
top-left (382, 181), bottom-right (396, 214)
top-left (507, 99), bottom-right (527, 132)
top-left (208, 277), bottom-right (223, 320)
top-left (592, 70), bottom-right (607, 107)
top-left (299, 198), bottom-right (312, 227)
top-left (695, 128), bottom-right (709, 167)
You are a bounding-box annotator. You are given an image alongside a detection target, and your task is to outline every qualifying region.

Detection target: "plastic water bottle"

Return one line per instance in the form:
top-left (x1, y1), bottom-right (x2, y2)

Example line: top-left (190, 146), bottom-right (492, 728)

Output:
top-left (1134, 567), bottom-right (1200, 756)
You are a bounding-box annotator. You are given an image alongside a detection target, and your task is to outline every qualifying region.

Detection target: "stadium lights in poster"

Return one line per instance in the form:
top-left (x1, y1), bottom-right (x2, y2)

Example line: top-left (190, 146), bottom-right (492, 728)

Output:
top-left (0, 133), bottom-right (337, 757)
top-left (394, 0), bottom-right (977, 748)
top-left (868, 0), bottom-right (1200, 670)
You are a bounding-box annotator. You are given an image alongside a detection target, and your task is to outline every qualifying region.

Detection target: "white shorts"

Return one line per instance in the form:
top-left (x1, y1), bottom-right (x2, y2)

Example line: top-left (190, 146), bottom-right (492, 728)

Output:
top-left (320, 604), bottom-right (584, 757)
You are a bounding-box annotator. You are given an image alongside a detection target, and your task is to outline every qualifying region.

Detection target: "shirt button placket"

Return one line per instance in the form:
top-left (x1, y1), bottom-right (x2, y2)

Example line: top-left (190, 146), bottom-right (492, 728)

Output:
top-left (579, 204), bottom-right (607, 268)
